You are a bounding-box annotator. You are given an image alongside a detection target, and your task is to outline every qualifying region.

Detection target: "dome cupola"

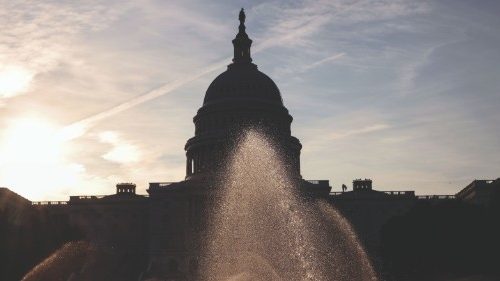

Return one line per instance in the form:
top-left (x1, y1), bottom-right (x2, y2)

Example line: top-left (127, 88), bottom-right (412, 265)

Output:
top-left (203, 8), bottom-right (283, 107)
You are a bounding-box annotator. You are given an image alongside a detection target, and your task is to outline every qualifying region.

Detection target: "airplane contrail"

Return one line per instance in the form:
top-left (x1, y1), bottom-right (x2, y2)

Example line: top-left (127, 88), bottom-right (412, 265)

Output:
top-left (60, 10), bottom-right (336, 140)
top-left (60, 57), bottom-right (230, 140)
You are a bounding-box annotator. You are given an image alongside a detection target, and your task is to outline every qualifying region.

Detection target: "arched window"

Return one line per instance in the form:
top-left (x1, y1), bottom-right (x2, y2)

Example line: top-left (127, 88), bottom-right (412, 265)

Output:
top-left (187, 158), bottom-right (191, 175)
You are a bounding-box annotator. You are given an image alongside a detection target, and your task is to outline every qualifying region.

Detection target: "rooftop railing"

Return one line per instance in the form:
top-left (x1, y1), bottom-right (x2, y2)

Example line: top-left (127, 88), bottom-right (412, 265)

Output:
top-left (417, 195), bottom-right (456, 200)
top-left (32, 193), bottom-right (149, 205)
top-left (306, 180), bottom-right (330, 185)
top-left (69, 195), bottom-right (106, 201)
top-left (329, 190), bottom-right (416, 196)
top-left (148, 182), bottom-right (176, 189)
top-left (330, 192), bottom-right (344, 195)
top-left (31, 201), bottom-right (68, 206)
top-left (330, 191), bottom-right (455, 200)
top-left (383, 191), bottom-right (415, 196)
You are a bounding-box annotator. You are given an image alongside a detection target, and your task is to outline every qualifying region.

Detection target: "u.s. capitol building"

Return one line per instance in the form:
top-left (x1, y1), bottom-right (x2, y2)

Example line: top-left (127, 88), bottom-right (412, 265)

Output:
top-left (2, 9), bottom-right (498, 281)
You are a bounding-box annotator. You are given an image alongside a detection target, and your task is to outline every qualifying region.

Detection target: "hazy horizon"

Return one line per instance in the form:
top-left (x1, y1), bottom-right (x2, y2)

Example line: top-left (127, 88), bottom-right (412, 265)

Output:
top-left (1, 0), bottom-right (499, 200)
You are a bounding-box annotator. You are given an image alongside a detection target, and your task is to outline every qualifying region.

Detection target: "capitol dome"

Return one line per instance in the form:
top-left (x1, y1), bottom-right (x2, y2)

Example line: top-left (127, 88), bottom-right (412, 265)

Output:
top-left (203, 64), bottom-right (283, 106)
top-left (202, 8), bottom-right (283, 107)
top-left (185, 9), bottom-right (302, 179)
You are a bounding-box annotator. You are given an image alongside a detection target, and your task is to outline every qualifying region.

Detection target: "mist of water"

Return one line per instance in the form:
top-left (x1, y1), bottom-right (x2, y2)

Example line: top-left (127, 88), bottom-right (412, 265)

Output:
top-left (201, 129), bottom-right (378, 281)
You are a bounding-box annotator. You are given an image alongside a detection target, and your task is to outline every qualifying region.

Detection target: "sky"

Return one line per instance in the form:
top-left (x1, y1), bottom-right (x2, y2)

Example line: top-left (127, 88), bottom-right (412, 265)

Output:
top-left (1, 0), bottom-right (499, 200)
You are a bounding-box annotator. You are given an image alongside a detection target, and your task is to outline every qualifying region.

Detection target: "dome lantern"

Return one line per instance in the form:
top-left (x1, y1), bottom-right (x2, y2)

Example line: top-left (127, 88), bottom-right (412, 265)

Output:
top-left (202, 8), bottom-right (283, 106)
top-left (232, 8), bottom-right (253, 64)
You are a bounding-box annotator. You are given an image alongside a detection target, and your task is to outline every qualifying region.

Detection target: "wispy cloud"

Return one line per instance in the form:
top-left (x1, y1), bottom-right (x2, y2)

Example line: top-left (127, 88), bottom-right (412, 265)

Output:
top-left (52, 0), bottom-right (428, 138)
top-left (58, 2), bottom-right (355, 137)
top-left (99, 131), bottom-right (141, 164)
top-left (0, 0), bottom-right (129, 99)
top-left (305, 53), bottom-right (346, 70)
top-left (274, 52), bottom-right (346, 77)
top-left (1, 0), bottom-right (500, 199)
top-left (0, 65), bottom-right (34, 98)
top-left (61, 57), bottom-right (231, 139)
top-left (330, 123), bottom-right (390, 140)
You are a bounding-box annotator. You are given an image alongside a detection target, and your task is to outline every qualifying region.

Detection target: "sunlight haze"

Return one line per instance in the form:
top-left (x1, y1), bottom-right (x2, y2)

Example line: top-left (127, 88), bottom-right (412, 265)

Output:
top-left (1, 0), bottom-right (499, 200)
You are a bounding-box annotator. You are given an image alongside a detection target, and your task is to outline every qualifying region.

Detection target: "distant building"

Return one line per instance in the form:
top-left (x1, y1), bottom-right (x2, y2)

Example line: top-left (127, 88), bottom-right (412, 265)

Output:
top-left (329, 179), bottom-right (418, 265)
top-left (0, 187), bottom-right (31, 211)
top-left (68, 183), bottom-right (148, 250)
top-left (455, 178), bottom-right (500, 207)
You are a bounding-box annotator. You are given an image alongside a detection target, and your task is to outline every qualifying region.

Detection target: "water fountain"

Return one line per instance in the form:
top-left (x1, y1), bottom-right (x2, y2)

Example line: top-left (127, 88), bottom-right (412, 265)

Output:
top-left (21, 9), bottom-right (380, 280)
top-left (200, 129), bottom-right (378, 281)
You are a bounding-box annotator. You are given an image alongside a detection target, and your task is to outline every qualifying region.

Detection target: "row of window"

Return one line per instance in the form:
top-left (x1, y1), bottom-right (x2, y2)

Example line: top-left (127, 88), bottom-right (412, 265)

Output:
top-left (194, 114), bottom-right (290, 136)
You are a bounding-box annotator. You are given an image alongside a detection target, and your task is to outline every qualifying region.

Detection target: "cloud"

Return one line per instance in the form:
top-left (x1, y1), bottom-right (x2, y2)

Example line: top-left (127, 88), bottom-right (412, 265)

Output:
top-left (58, 1), bottom-right (350, 135)
top-left (274, 52), bottom-right (346, 77)
top-left (99, 131), bottom-right (141, 164)
top-left (253, 0), bottom-right (430, 48)
top-left (2, 0), bottom-right (500, 200)
top-left (62, 57), bottom-right (231, 137)
top-left (0, 117), bottom-right (90, 200)
top-left (49, 0), bottom-right (428, 140)
top-left (0, 0), bottom-right (129, 100)
top-left (304, 53), bottom-right (346, 70)
top-left (0, 65), bottom-right (34, 98)
top-left (330, 123), bottom-right (390, 140)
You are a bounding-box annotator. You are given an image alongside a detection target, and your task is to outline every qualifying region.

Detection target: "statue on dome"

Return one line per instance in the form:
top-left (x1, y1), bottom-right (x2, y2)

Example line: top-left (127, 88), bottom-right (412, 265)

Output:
top-left (239, 8), bottom-right (246, 24)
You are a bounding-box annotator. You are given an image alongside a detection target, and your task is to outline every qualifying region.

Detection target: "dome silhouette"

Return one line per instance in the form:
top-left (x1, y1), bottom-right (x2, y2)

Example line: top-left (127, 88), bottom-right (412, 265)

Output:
top-left (185, 9), bottom-right (300, 180)
top-left (203, 63), bottom-right (283, 106)
top-left (202, 8), bottom-right (283, 107)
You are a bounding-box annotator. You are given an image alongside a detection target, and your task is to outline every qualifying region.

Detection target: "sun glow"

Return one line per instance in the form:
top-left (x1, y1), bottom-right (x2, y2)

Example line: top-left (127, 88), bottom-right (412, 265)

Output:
top-left (0, 65), bottom-right (34, 98)
top-left (0, 117), bottom-right (83, 200)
